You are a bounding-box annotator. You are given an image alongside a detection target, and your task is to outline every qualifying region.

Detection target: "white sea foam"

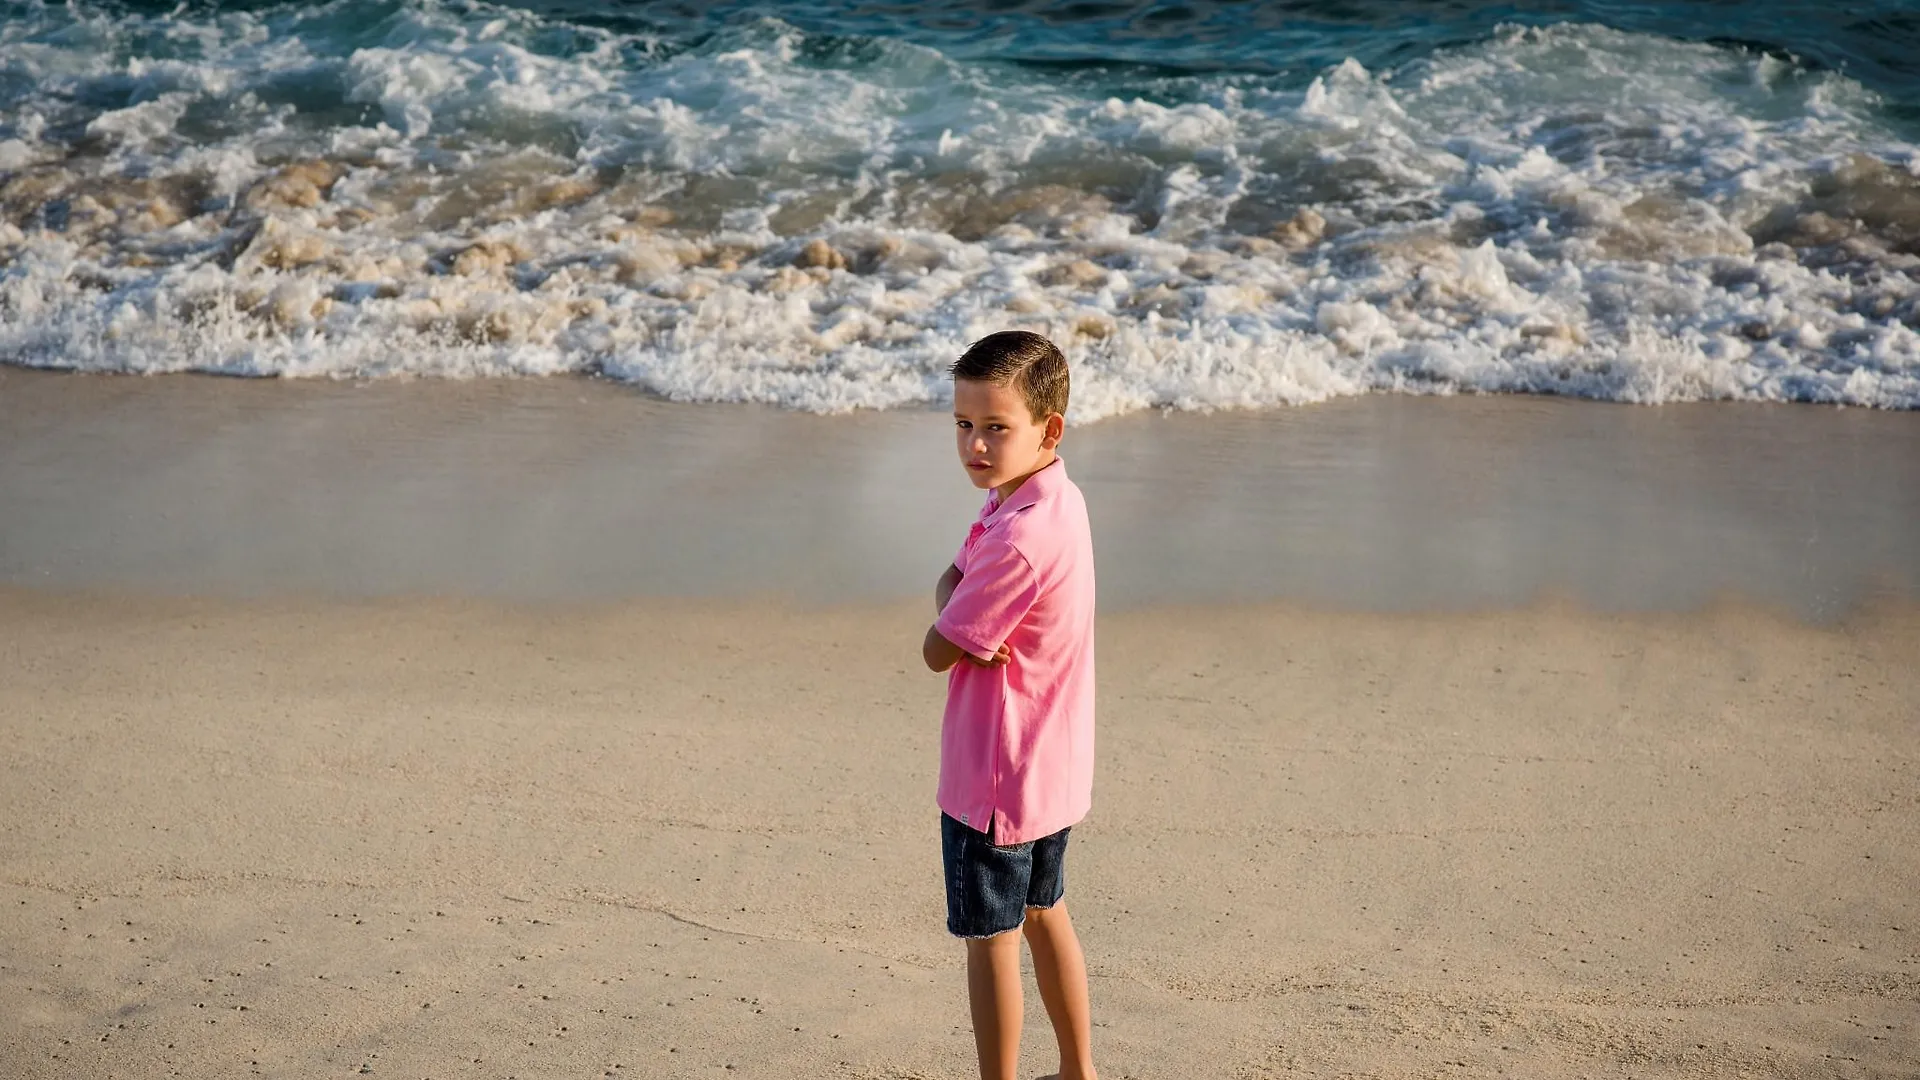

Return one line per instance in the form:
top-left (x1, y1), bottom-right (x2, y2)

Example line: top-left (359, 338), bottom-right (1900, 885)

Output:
top-left (0, 5), bottom-right (1917, 416)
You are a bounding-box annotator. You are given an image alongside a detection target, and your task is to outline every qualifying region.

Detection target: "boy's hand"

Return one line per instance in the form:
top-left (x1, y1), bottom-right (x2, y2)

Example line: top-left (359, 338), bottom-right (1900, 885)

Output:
top-left (923, 626), bottom-right (1011, 672)
top-left (964, 643), bottom-right (1012, 668)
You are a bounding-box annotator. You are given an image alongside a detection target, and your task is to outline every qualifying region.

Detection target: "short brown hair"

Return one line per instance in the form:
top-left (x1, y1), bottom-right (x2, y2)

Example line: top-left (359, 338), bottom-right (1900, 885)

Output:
top-left (950, 330), bottom-right (1069, 421)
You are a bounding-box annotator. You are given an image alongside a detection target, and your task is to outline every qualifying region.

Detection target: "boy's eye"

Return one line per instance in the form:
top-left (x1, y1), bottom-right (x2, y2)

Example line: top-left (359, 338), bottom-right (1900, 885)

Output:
top-left (987, 425), bottom-right (1005, 432)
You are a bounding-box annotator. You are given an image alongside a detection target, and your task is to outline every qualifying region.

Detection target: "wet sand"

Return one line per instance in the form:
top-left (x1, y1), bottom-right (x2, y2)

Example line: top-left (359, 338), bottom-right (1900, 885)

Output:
top-left (1, 367), bottom-right (1914, 615)
top-left (2, 371), bottom-right (1917, 1078)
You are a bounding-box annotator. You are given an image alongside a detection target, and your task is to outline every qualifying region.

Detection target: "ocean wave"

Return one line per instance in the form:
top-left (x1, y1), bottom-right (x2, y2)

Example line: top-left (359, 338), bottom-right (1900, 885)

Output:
top-left (1, 2), bottom-right (1917, 416)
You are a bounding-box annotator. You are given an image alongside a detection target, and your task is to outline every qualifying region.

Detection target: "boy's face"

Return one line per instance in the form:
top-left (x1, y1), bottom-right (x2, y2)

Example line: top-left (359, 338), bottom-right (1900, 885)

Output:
top-left (953, 376), bottom-right (1064, 494)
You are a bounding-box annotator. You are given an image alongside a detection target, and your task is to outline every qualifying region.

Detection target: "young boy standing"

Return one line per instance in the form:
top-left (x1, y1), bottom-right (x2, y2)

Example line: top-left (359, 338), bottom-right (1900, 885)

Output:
top-left (922, 331), bottom-right (1098, 1080)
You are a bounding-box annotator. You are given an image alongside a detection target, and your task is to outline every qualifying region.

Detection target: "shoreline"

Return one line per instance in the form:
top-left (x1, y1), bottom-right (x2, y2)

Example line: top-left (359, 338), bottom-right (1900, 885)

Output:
top-left (3, 368), bottom-right (1915, 619)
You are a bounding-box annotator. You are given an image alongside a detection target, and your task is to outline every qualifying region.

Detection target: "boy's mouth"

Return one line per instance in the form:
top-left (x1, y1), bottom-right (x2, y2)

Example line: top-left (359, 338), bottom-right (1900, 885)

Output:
top-left (967, 461), bottom-right (991, 471)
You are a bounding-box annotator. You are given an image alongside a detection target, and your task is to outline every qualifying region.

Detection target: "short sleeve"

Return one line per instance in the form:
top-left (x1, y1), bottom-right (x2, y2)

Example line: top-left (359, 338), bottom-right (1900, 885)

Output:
top-left (934, 538), bottom-right (1038, 660)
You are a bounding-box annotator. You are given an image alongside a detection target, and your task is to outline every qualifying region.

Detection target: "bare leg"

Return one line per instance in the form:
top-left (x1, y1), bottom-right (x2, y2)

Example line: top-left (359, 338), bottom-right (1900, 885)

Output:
top-left (966, 929), bottom-right (1025, 1080)
top-left (1023, 901), bottom-right (1097, 1080)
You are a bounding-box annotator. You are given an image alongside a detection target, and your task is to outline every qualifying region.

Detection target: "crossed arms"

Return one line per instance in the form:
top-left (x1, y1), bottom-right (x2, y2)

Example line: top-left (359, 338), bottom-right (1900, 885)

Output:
top-left (922, 563), bottom-right (1012, 673)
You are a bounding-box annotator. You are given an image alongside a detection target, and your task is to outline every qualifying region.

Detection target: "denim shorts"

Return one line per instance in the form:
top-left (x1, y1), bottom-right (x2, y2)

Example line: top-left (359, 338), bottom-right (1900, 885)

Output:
top-left (940, 812), bottom-right (1071, 939)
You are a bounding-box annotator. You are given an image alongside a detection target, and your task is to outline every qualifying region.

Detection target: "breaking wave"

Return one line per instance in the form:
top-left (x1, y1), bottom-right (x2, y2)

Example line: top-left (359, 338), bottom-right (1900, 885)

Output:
top-left (2, 1), bottom-right (1919, 416)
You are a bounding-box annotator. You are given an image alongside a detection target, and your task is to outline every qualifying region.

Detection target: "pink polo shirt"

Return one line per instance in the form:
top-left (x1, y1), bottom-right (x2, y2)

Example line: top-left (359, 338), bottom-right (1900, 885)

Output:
top-left (934, 457), bottom-right (1096, 846)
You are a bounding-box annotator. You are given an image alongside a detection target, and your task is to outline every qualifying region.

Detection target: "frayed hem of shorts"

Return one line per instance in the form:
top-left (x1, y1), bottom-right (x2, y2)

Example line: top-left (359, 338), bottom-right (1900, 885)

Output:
top-left (948, 899), bottom-right (1062, 940)
top-left (949, 916), bottom-right (1025, 940)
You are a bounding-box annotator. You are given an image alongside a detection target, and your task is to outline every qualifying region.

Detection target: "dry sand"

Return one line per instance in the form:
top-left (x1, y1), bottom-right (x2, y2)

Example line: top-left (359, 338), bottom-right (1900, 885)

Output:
top-left (2, 588), bottom-right (1915, 1079)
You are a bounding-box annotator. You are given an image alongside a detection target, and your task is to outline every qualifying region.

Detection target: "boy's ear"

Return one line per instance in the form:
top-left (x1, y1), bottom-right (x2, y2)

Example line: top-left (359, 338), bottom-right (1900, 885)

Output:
top-left (1041, 412), bottom-right (1065, 449)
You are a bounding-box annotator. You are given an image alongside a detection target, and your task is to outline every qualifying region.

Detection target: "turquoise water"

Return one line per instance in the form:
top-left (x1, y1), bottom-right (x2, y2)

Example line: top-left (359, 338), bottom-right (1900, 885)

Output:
top-left (541, 1), bottom-right (1920, 104)
top-left (1, 0), bottom-right (1917, 413)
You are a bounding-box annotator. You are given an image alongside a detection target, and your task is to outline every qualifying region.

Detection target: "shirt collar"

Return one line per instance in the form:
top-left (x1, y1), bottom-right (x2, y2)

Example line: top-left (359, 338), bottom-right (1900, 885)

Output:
top-left (980, 456), bottom-right (1066, 526)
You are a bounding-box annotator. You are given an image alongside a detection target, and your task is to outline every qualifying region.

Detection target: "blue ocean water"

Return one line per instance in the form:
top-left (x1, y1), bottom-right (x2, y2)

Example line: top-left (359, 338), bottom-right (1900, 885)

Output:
top-left (1, 0), bottom-right (1917, 414)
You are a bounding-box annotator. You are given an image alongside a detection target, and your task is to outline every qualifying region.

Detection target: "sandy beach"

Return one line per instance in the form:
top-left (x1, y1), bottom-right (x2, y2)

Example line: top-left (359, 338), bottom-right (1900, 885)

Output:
top-left (2, 374), bottom-right (1917, 1078)
top-left (2, 590), bottom-right (1915, 1079)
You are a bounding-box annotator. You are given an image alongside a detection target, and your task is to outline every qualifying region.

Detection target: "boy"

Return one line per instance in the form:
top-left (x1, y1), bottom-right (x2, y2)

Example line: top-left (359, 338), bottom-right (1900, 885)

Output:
top-left (922, 330), bottom-right (1098, 1080)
